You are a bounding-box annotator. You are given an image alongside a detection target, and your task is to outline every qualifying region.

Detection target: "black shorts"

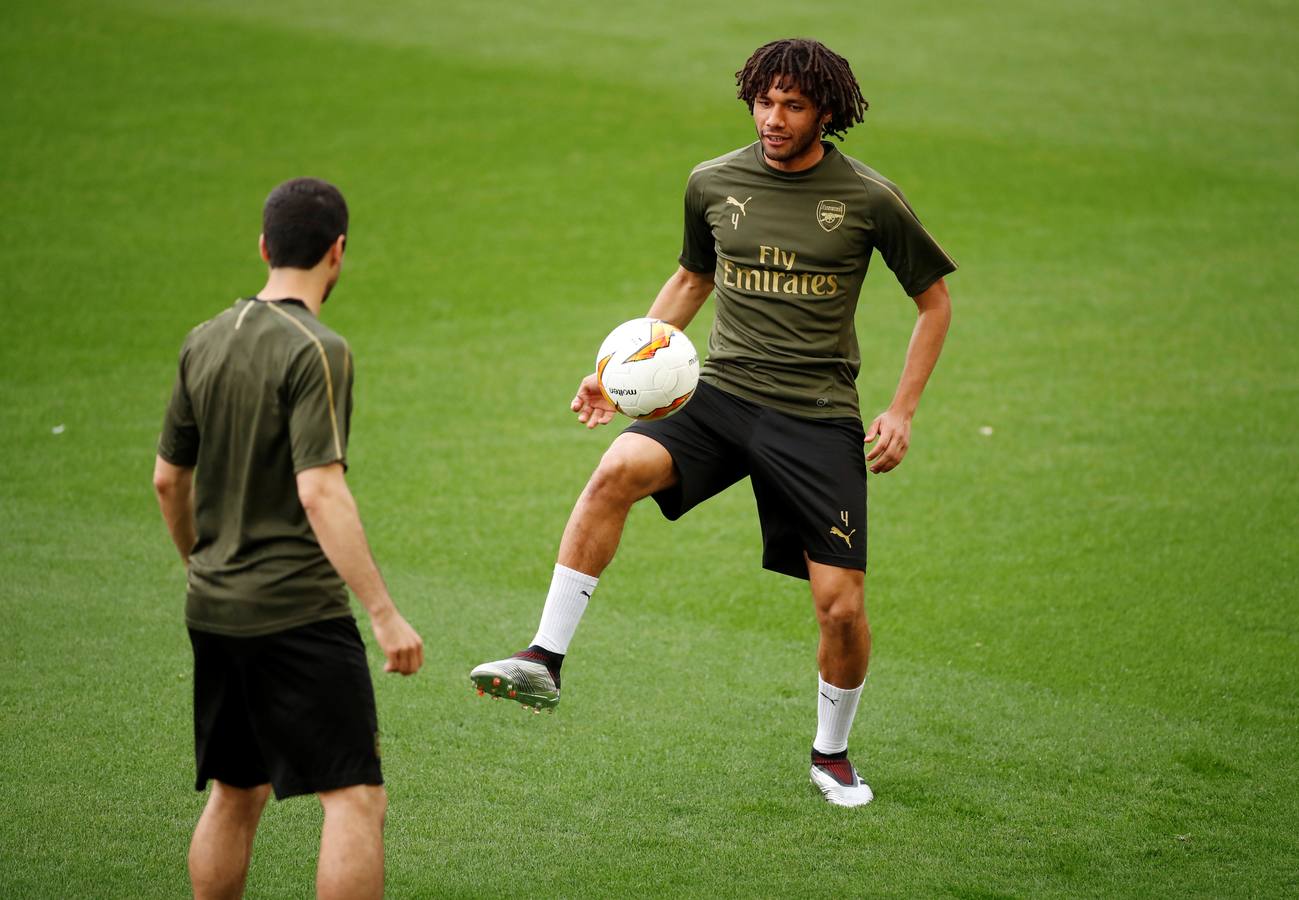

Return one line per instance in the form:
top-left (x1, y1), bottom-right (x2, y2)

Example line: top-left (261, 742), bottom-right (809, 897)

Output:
top-left (189, 616), bottom-right (382, 800)
top-left (626, 380), bottom-right (867, 580)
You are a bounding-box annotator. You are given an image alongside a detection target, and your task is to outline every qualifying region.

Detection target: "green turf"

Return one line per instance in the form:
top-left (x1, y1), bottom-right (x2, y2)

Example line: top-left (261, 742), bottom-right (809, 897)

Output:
top-left (2, 0), bottom-right (1297, 896)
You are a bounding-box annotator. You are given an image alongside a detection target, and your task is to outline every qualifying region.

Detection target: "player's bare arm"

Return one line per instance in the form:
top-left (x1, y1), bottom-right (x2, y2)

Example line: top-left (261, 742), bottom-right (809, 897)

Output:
top-left (865, 277), bottom-right (952, 474)
top-left (572, 265), bottom-right (713, 429)
top-left (153, 456), bottom-right (196, 564)
top-left (645, 265), bottom-right (713, 329)
top-left (296, 463), bottom-right (424, 675)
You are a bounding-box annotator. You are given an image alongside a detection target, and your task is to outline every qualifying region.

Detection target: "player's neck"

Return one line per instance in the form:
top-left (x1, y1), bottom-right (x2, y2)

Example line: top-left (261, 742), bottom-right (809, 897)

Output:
top-left (763, 139), bottom-right (826, 173)
top-left (258, 269), bottom-right (327, 317)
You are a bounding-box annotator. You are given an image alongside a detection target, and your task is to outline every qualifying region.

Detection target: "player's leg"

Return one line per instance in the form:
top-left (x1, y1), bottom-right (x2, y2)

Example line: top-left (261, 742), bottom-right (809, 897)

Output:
top-left (188, 628), bottom-right (276, 895)
top-left (748, 411), bottom-right (873, 804)
top-left (536, 432), bottom-right (678, 652)
top-left (557, 432), bottom-right (678, 576)
top-left (471, 432), bottom-right (677, 708)
top-left (807, 558), bottom-right (873, 804)
top-left (472, 381), bottom-right (752, 709)
top-left (188, 780), bottom-right (271, 900)
top-left (809, 558), bottom-right (870, 690)
top-left (239, 616), bottom-right (388, 894)
top-left (317, 784), bottom-right (387, 900)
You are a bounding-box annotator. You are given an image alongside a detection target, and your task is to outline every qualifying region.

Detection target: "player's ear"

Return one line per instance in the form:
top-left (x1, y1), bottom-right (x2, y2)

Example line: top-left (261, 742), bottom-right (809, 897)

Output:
top-left (258, 234), bottom-right (270, 264)
top-left (332, 234), bottom-right (346, 264)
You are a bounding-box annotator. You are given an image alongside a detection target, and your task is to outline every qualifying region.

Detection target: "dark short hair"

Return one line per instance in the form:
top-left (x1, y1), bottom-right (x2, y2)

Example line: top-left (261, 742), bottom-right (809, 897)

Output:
top-left (262, 177), bottom-right (349, 269)
top-left (736, 38), bottom-right (869, 140)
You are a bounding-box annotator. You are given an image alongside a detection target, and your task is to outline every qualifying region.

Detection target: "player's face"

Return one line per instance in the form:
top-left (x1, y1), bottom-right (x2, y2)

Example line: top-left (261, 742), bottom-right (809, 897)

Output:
top-left (752, 80), bottom-right (830, 171)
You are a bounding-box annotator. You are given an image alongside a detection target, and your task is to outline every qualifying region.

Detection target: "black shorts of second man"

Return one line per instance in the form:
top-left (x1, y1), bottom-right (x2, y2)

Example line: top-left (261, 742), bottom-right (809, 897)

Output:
top-left (189, 616), bottom-right (382, 800)
top-left (626, 380), bottom-right (867, 580)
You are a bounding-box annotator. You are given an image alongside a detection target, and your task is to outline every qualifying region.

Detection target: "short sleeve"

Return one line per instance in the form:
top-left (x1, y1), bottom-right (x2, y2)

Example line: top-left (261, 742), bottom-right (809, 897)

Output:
top-left (866, 180), bottom-right (957, 298)
top-left (286, 336), bottom-right (351, 473)
top-left (158, 347), bottom-right (199, 466)
top-left (678, 173), bottom-right (717, 274)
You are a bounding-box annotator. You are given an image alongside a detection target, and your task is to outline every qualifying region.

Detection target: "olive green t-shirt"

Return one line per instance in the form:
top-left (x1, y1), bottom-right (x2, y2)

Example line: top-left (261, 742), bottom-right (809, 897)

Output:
top-left (158, 297), bottom-right (353, 636)
top-left (680, 141), bottom-right (957, 419)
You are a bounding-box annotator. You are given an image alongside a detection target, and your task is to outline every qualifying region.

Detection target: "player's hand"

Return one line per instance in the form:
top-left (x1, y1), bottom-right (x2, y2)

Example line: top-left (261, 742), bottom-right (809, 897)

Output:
top-left (370, 609), bottom-right (424, 675)
top-left (865, 409), bottom-right (911, 474)
top-left (572, 372), bottom-right (617, 429)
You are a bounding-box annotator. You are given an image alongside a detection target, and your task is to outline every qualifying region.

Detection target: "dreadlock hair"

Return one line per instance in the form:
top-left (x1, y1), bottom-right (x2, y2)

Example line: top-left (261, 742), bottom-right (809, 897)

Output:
top-left (735, 39), bottom-right (868, 141)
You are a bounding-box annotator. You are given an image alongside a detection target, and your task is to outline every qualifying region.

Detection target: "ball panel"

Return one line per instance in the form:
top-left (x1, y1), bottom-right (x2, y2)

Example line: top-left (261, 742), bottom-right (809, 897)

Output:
top-left (639, 388), bottom-right (695, 421)
top-left (596, 352), bottom-right (617, 409)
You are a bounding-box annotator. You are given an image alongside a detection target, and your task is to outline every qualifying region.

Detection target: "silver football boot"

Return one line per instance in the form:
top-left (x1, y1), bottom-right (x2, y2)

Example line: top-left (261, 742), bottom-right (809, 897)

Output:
top-left (469, 651), bottom-right (560, 713)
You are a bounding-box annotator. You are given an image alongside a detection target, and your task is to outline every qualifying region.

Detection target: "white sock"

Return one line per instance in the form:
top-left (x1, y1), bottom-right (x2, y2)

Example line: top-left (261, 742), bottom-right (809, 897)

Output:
top-left (813, 674), bottom-right (866, 755)
top-left (530, 564), bottom-right (597, 654)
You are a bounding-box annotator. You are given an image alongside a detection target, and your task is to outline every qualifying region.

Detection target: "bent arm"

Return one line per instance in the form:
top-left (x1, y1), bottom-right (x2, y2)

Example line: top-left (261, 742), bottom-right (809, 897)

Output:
top-left (153, 456), bottom-right (196, 564)
top-left (889, 277), bottom-right (952, 419)
top-left (865, 278), bottom-right (953, 474)
top-left (297, 463), bottom-right (422, 673)
top-left (646, 266), bottom-right (713, 329)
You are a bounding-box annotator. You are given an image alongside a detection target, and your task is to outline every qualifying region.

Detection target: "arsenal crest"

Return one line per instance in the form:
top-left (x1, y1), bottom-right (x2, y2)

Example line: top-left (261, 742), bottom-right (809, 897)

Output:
top-left (816, 199), bottom-right (846, 232)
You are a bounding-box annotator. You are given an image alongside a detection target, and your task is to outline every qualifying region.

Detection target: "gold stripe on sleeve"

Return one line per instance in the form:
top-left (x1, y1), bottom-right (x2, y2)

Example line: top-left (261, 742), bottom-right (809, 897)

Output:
top-left (853, 171), bottom-right (957, 269)
top-left (692, 160), bottom-right (730, 174)
top-left (264, 303), bottom-right (343, 461)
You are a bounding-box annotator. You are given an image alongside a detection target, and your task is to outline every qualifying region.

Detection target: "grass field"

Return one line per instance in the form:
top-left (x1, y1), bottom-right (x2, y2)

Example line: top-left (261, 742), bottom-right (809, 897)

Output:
top-left (2, 0), bottom-right (1297, 896)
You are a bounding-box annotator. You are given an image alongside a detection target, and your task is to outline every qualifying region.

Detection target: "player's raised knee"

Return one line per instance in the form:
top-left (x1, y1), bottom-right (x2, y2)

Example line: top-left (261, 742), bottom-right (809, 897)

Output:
top-left (590, 434), bottom-right (675, 501)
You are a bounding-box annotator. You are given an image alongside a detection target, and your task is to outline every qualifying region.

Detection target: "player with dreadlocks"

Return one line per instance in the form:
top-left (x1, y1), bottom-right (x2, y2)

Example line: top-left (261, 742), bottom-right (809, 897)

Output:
top-left (736, 38), bottom-right (869, 141)
top-left (471, 38), bottom-right (956, 806)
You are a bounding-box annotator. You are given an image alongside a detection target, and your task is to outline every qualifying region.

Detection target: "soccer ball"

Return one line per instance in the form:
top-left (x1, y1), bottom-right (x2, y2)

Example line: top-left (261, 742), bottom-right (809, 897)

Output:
top-left (596, 318), bottom-right (699, 420)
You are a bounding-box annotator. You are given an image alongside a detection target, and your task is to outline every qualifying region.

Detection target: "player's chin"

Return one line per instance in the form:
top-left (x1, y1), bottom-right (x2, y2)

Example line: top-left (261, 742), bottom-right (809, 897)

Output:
top-left (762, 139), bottom-right (792, 158)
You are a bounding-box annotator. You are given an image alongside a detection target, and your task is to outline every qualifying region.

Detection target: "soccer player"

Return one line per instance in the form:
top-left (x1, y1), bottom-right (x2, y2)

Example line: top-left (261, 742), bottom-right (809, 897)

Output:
top-left (153, 177), bottom-right (424, 898)
top-left (471, 38), bottom-right (955, 807)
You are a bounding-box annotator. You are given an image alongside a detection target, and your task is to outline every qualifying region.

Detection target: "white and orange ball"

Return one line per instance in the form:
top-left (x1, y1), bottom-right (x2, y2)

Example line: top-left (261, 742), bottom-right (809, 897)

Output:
top-left (596, 318), bottom-right (699, 420)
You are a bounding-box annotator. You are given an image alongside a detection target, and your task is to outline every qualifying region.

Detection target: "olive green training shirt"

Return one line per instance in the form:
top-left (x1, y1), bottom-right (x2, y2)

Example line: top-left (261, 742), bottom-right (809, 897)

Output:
top-left (680, 141), bottom-right (957, 419)
top-left (158, 297), bottom-right (353, 636)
